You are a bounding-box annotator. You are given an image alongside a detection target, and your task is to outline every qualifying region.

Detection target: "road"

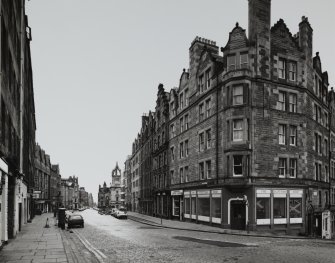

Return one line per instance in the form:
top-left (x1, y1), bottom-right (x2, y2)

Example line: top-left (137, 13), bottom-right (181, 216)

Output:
top-left (70, 209), bottom-right (335, 263)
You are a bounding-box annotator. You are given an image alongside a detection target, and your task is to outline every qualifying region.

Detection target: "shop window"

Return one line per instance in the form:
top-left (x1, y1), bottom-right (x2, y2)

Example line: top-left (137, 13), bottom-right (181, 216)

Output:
top-left (256, 198), bottom-right (271, 223)
top-left (191, 196), bottom-right (197, 218)
top-left (184, 196), bottom-right (190, 216)
top-left (198, 196), bottom-right (210, 220)
top-left (173, 197), bottom-right (180, 217)
top-left (273, 197), bottom-right (287, 223)
top-left (289, 198), bottom-right (302, 221)
top-left (211, 193), bottom-right (221, 223)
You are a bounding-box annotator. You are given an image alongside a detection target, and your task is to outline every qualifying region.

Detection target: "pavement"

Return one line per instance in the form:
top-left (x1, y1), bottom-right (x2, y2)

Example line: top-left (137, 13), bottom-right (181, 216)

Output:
top-left (0, 213), bottom-right (99, 263)
top-left (127, 211), bottom-right (314, 239)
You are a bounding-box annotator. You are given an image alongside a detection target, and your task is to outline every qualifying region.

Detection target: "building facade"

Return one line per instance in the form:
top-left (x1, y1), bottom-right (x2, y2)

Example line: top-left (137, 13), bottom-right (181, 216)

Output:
top-left (34, 144), bottom-right (51, 213)
top-left (50, 164), bottom-right (61, 212)
top-left (125, 0), bottom-right (335, 236)
top-left (123, 156), bottom-right (132, 210)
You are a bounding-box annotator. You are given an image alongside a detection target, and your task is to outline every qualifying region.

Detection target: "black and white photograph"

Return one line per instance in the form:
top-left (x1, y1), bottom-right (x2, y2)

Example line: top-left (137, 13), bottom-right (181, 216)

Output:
top-left (0, 0), bottom-right (335, 262)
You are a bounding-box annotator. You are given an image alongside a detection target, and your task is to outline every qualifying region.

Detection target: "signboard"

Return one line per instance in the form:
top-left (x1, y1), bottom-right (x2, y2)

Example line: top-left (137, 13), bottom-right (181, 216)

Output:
top-left (171, 190), bottom-right (183, 196)
top-left (32, 193), bottom-right (40, 199)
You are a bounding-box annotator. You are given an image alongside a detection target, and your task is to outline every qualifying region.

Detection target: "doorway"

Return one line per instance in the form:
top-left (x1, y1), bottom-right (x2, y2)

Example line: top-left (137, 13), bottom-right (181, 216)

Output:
top-left (230, 200), bottom-right (246, 230)
top-left (19, 203), bottom-right (22, 232)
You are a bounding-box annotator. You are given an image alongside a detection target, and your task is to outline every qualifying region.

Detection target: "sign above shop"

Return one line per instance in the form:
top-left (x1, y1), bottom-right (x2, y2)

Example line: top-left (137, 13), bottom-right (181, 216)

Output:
top-left (171, 190), bottom-right (183, 196)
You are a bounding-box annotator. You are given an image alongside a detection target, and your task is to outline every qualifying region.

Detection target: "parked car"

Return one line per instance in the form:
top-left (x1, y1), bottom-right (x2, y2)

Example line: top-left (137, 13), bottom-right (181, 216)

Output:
top-left (111, 208), bottom-right (118, 217)
top-left (68, 214), bottom-right (84, 228)
top-left (115, 208), bottom-right (127, 219)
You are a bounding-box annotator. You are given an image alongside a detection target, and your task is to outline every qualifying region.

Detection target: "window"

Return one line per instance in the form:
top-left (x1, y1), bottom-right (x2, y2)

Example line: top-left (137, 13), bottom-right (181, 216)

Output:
top-left (315, 163), bottom-right (322, 181)
top-left (170, 147), bottom-right (175, 161)
top-left (206, 129), bottom-right (212, 149)
top-left (256, 198), bottom-right (270, 221)
top-left (279, 158), bottom-right (286, 177)
top-left (185, 140), bottom-right (189, 157)
top-left (179, 142), bottom-right (184, 159)
top-left (233, 155), bottom-right (243, 176)
top-left (233, 119), bottom-right (243, 141)
top-left (170, 101), bottom-right (175, 117)
top-left (289, 93), bottom-right (297, 112)
top-left (233, 86), bottom-right (243, 105)
top-left (170, 123), bottom-right (175, 138)
top-left (185, 88), bottom-right (189, 106)
top-left (206, 160), bottom-right (211, 179)
top-left (199, 132), bottom-right (205, 151)
top-left (278, 58), bottom-right (286, 79)
top-left (273, 197), bottom-right (287, 219)
top-left (278, 124), bottom-right (286, 145)
top-left (199, 162), bottom-right (205, 180)
top-left (289, 159), bottom-right (297, 178)
top-left (198, 74), bottom-right (204, 92)
top-left (289, 125), bottom-right (297, 146)
top-left (325, 165), bottom-right (329, 183)
top-left (227, 54), bottom-right (236, 71)
top-left (185, 114), bottom-right (189, 130)
top-left (184, 166), bottom-right (189, 182)
top-left (180, 168), bottom-right (184, 183)
top-left (170, 170), bottom-right (174, 183)
top-left (324, 138), bottom-right (328, 156)
top-left (199, 103), bottom-right (204, 121)
top-left (240, 53), bottom-right (248, 68)
top-left (206, 69), bottom-right (211, 89)
top-left (278, 91), bottom-right (286, 111)
top-left (205, 98), bottom-right (211, 117)
top-left (180, 117), bottom-right (184, 133)
top-left (288, 61), bottom-right (297, 81)
top-left (179, 93), bottom-right (184, 109)
top-left (314, 133), bottom-right (322, 154)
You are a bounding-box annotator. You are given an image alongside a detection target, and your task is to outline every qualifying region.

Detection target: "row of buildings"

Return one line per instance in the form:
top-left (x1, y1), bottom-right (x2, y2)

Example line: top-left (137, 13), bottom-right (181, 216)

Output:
top-left (0, 1), bottom-right (94, 247)
top-left (123, 0), bottom-right (335, 237)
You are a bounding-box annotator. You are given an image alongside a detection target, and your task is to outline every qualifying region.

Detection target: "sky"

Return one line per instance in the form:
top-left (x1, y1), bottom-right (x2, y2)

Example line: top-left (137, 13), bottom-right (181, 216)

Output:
top-left (25, 0), bottom-right (335, 202)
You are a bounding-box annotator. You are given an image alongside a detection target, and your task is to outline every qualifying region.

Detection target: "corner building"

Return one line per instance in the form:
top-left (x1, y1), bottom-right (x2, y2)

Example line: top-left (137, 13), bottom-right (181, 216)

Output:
top-left (169, 0), bottom-right (333, 235)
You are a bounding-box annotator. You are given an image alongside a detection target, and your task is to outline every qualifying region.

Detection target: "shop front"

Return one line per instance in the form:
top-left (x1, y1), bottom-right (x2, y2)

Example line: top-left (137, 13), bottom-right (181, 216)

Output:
top-left (0, 158), bottom-right (8, 244)
top-left (255, 188), bottom-right (304, 234)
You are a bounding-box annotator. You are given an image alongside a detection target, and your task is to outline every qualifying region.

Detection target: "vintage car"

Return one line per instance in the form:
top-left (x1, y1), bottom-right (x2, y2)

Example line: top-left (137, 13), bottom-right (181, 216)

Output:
top-left (67, 214), bottom-right (84, 228)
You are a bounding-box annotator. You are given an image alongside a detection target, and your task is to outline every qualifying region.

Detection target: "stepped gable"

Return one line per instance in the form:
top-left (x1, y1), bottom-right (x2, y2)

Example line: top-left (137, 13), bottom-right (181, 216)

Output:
top-left (271, 18), bottom-right (301, 51)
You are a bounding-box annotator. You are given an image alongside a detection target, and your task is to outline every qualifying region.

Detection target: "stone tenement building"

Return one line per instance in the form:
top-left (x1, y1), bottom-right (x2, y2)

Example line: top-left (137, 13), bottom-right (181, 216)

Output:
top-left (0, 0), bottom-right (36, 243)
top-left (127, 0), bottom-right (335, 236)
top-left (50, 164), bottom-right (61, 211)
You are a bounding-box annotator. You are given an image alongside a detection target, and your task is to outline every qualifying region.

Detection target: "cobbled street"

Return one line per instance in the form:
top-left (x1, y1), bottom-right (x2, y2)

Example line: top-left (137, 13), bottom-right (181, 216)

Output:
top-left (71, 209), bottom-right (335, 263)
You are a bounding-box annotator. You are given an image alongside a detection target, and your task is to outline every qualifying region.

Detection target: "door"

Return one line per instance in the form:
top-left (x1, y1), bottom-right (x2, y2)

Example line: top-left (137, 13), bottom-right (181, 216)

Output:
top-left (230, 200), bottom-right (246, 230)
top-left (19, 203), bottom-right (22, 232)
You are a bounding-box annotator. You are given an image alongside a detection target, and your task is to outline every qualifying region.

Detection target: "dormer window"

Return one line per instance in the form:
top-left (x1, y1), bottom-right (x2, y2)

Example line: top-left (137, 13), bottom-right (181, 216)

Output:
top-left (227, 54), bottom-right (236, 71)
top-left (240, 53), bottom-right (248, 69)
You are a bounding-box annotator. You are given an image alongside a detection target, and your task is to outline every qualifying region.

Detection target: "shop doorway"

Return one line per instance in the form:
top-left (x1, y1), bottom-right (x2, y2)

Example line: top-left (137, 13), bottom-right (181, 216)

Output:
top-left (230, 200), bottom-right (246, 230)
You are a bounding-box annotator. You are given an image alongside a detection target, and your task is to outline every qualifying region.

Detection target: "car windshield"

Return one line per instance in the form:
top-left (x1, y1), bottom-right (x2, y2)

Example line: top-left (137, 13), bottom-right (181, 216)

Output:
top-left (70, 215), bottom-right (82, 220)
top-left (119, 208), bottom-right (127, 212)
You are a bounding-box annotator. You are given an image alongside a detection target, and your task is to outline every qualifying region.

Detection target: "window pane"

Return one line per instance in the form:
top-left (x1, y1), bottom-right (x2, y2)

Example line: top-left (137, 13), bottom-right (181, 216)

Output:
top-left (173, 197), bottom-right (180, 216)
top-left (185, 197), bottom-right (190, 214)
top-left (198, 197), bottom-right (210, 217)
top-left (228, 55), bottom-right (236, 70)
top-left (211, 197), bottom-right (221, 218)
top-left (191, 197), bottom-right (196, 215)
top-left (273, 198), bottom-right (287, 218)
top-left (233, 155), bottom-right (243, 175)
top-left (256, 198), bottom-right (270, 219)
top-left (233, 86), bottom-right (243, 105)
top-left (289, 198), bottom-right (302, 218)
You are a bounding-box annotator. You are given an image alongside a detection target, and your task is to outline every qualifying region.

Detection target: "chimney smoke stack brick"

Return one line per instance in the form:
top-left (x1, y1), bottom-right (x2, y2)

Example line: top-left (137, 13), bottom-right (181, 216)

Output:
top-left (248, 0), bottom-right (271, 79)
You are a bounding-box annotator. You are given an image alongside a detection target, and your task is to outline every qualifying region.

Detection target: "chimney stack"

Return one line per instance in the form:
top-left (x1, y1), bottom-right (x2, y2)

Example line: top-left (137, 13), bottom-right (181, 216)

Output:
top-left (299, 16), bottom-right (313, 60)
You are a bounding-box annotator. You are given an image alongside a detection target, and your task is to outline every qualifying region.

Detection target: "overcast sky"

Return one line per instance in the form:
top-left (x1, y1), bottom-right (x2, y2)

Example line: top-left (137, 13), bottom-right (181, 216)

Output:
top-left (25, 0), bottom-right (335, 202)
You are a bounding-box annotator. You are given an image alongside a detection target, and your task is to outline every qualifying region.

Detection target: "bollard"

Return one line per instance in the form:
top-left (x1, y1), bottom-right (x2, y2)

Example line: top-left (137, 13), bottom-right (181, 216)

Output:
top-left (45, 218), bottom-right (50, 228)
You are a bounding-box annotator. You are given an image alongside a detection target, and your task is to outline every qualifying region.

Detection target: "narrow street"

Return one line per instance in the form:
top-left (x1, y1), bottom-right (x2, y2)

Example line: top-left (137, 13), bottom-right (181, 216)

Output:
top-left (73, 209), bottom-right (335, 263)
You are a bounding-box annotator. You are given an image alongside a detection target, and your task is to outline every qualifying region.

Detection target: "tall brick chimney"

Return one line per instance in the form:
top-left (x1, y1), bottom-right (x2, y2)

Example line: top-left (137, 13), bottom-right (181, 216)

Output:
top-left (248, 0), bottom-right (271, 78)
top-left (248, 0), bottom-right (271, 43)
top-left (299, 16), bottom-right (313, 60)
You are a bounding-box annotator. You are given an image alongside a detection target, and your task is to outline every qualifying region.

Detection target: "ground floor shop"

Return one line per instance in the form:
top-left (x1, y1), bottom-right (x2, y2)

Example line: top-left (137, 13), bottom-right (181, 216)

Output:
top-left (0, 158), bottom-right (8, 245)
top-left (170, 186), bottom-right (305, 234)
top-left (154, 192), bottom-right (171, 219)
